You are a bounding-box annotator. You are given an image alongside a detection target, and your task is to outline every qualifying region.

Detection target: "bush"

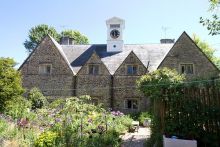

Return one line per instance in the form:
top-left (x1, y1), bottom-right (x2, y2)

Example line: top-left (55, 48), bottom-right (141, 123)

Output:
top-left (138, 112), bottom-right (151, 125)
top-left (4, 96), bottom-right (31, 119)
top-left (49, 98), bottom-right (65, 109)
top-left (0, 58), bottom-right (24, 112)
top-left (34, 131), bottom-right (58, 147)
top-left (28, 88), bottom-right (48, 110)
top-left (0, 119), bottom-right (8, 137)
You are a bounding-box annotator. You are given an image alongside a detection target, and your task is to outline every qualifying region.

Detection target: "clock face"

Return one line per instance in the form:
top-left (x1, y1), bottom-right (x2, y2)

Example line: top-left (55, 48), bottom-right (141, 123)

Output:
top-left (110, 29), bottom-right (120, 39)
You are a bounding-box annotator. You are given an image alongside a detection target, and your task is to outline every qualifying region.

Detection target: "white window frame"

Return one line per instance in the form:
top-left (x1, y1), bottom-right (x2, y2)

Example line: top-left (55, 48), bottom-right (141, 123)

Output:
top-left (127, 64), bottom-right (138, 75)
top-left (124, 99), bottom-right (139, 110)
top-left (88, 64), bottom-right (99, 75)
top-left (39, 64), bottom-right (52, 75)
top-left (179, 63), bottom-right (194, 75)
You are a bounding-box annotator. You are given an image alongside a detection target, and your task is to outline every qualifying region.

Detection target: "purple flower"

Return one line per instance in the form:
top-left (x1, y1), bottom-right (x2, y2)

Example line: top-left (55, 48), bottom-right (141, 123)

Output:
top-left (55, 118), bottom-right (62, 123)
top-left (39, 127), bottom-right (44, 132)
top-left (111, 110), bottom-right (124, 116)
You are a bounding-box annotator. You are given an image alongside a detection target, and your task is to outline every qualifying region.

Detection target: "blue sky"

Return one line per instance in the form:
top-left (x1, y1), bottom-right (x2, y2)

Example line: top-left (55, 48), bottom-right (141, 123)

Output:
top-left (0, 0), bottom-right (220, 67)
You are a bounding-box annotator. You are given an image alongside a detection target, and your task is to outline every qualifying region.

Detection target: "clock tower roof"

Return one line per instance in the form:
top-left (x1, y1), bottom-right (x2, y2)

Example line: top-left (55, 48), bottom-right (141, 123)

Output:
top-left (106, 16), bottom-right (125, 29)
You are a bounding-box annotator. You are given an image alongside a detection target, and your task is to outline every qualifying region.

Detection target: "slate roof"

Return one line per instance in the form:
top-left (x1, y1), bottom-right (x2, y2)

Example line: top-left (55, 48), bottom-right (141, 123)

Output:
top-left (61, 44), bottom-right (174, 74)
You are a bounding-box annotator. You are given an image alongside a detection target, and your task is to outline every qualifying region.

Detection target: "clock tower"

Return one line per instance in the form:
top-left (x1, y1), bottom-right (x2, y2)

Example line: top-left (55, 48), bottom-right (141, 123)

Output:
top-left (106, 17), bottom-right (125, 52)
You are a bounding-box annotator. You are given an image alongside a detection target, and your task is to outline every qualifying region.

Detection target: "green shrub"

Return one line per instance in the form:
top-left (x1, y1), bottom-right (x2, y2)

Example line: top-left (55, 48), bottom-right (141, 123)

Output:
top-left (129, 112), bottom-right (141, 120)
top-left (0, 58), bottom-right (24, 112)
top-left (138, 112), bottom-right (151, 125)
top-left (28, 87), bottom-right (48, 110)
top-left (0, 119), bottom-right (8, 137)
top-left (49, 98), bottom-right (65, 109)
top-left (4, 96), bottom-right (31, 119)
top-left (85, 129), bottom-right (121, 147)
top-left (34, 131), bottom-right (58, 147)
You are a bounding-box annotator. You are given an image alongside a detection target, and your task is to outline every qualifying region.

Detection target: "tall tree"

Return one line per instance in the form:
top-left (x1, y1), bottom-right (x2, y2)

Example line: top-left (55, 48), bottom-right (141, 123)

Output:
top-left (60, 30), bottom-right (89, 44)
top-left (24, 24), bottom-right (60, 53)
top-left (200, 0), bottom-right (220, 35)
top-left (0, 58), bottom-right (24, 112)
top-left (24, 25), bottom-right (89, 54)
top-left (192, 34), bottom-right (220, 68)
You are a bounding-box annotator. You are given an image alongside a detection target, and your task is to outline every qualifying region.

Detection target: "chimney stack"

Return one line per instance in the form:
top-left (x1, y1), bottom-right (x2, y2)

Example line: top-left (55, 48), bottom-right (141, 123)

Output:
top-left (60, 36), bottom-right (74, 45)
top-left (160, 39), bottom-right (175, 44)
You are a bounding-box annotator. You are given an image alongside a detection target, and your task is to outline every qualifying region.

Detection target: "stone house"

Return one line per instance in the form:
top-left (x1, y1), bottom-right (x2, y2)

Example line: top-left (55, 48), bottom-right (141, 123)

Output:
top-left (19, 17), bottom-right (219, 113)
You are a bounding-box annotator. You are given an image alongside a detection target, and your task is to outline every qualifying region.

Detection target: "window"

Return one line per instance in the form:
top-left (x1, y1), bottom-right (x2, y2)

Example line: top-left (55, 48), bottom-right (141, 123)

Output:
top-left (110, 24), bottom-right (120, 29)
top-left (39, 64), bottom-right (52, 75)
top-left (127, 65), bottom-right (137, 75)
top-left (125, 99), bottom-right (138, 110)
top-left (180, 64), bottom-right (194, 74)
top-left (89, 64), bottom-right (99, 75)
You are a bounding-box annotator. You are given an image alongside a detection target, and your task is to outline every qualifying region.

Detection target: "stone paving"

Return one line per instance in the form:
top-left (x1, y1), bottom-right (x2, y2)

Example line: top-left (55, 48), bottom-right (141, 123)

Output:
top-left (121, 127), bottom-right (151, 147)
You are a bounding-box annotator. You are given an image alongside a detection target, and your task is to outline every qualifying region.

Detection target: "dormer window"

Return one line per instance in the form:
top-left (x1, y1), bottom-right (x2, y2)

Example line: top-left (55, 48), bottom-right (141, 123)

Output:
top-left (127, 65), bottom-right (137, 75)
top-left (180, 64), bottom-right (194, 74)
top-left (39, 64), bottom-right (52, 75)
top-left (89, 64), bottom-right (99, 75)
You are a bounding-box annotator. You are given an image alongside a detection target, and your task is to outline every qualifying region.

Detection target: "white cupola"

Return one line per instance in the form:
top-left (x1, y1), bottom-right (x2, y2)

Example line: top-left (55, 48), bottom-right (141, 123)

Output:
top-left (106, 17), bottom-right (125, 52)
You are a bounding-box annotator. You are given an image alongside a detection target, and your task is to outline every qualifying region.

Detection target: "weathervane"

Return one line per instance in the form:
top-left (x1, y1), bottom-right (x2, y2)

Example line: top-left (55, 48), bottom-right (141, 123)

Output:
top-left (162, 26), bottom-right (170, 39)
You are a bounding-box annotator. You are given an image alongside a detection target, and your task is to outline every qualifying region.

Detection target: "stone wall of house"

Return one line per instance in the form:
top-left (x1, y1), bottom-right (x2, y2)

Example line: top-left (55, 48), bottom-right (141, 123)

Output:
top-left (20, 36), bottom-right (74, 97)
top-left (159, 33), bottom-right (219, 79)
top-left (76, 52), bottom-right (112, 108)
top-left (113, 52), bottom-right (149, 113)
top-left (19, 33), bottom-right (220, 114)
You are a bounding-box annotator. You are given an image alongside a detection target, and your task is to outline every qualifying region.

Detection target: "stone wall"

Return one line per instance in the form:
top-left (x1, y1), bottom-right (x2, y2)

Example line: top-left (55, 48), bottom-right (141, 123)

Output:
top-left (76, 52), bottom-right (112, 108)
top-left (159, 32), bottom-right (219, 79)
top-left (113, 52), bottom-right (149, 113)
top-left (20, 36), bottom-right (74, 97)
top-left (19, 33), bottom-right (219, 113)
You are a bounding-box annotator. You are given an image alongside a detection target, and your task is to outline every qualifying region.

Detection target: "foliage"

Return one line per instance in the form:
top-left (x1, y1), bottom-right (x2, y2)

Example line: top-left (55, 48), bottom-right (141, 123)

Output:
top-left (34, 131), bottom-right (58, 147)
top-left (27, 87), bottom-right (48, 110)
top-left (0, 92), bottom-right (133, 146)
top-left (0, 58), bottom-right (24, 112)
top-left (192, 34), bottom-right (220, 68)
top-left (48, 98), bottom-right (65, 109)
top-left (163, 86), bottom-right (220, 146)
top-left (137, 67), bottom-right (185, 100)
top-left (200, 0), bottom-right (220, 35)
top-left (61, 30), bottom-right (89, 44)
top-left (137, 68), bottom-right (185, 146)
top-left (0, 114), bottom-right (38, 146)
top-left (0, 119), bottom-right (8, 136)
top-left (24, 24), bottom-right (89, 53)
top-left (138, 67), bottom-right (220, 146)
top-left (47, 96), bottom-right (131, 146)
top-left (138, 112), bottom-right (152, 125)
top-left (24, 24), bottom-right (60, 53)
top-left (4, 96), bottom-right (31, 119)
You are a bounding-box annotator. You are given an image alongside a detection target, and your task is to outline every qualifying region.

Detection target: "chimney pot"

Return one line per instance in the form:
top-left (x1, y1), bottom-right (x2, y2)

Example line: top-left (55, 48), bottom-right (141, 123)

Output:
top-left (60, 36), bottom-right (74, 45)
top-left (160, 39), bottom-right (175, 44)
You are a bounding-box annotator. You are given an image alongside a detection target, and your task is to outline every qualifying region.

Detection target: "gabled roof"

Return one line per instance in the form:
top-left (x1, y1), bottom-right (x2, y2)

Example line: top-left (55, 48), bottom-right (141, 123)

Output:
top-left (61, 44), bottom-right (173, 74)
top-left (19, 35), bottom-right (75, 75)
top-left (48, 36), bottom-right (75, 74)
top-left (76, 51), bottom-right (111, 75)
top-left (158, 31), bottom-right (220, 72)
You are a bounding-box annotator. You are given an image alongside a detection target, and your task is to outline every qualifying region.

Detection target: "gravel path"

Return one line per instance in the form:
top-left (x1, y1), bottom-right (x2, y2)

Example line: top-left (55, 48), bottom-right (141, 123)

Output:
top-left (121, 127), bottom-right (151, 147)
